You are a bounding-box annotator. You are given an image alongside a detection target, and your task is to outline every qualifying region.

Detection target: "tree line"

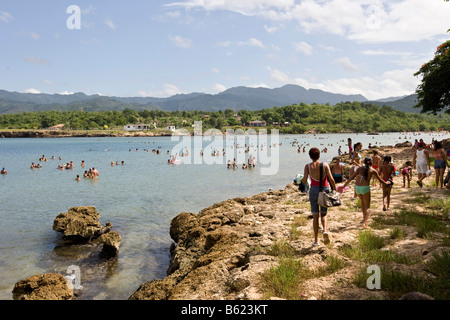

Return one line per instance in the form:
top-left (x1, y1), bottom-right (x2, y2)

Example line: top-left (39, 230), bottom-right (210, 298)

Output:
top-left (0, 102), bottom-right (449, 133)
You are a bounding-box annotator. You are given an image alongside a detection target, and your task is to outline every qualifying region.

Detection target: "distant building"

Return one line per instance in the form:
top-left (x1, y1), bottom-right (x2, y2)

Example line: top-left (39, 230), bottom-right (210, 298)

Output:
top-left (249, 121), bottom-right (266, 127)
top-left (123, 123), bottom-right (151, 131)
top-left (47, 124), bottom-right (65, 130)
top-left (167, 125), bottom-right (176, 131)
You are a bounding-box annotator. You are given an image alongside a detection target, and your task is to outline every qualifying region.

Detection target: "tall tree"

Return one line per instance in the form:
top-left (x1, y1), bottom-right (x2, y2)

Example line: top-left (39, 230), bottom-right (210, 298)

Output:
top-left (414, 40), bottom-right (450, 114)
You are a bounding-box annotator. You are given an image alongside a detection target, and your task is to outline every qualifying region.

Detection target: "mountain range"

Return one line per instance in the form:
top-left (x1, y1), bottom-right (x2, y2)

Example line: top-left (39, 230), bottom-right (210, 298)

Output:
top-left (0, 85), bottom-right (419, 114)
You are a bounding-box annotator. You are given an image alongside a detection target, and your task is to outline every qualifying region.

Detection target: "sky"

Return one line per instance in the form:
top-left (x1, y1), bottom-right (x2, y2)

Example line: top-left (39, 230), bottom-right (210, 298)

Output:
top-left (1, 0), bottom-right (449, 101)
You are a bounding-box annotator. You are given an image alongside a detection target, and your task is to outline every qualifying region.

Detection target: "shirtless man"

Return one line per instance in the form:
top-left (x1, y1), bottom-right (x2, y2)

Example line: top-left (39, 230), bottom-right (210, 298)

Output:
top-left (1, 167), bottom-right (7, 174)
top-left (379, 156), bottom-right (396, 211)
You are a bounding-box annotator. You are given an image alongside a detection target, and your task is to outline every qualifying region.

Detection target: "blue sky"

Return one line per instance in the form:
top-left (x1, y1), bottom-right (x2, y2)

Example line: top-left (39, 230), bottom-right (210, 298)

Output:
top-left (1, 0), bottom-right (449, 100)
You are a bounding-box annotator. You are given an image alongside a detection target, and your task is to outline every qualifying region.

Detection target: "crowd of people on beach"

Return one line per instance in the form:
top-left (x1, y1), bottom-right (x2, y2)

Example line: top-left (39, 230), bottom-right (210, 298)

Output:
top-left (300, 137), bottom-right (450, 247)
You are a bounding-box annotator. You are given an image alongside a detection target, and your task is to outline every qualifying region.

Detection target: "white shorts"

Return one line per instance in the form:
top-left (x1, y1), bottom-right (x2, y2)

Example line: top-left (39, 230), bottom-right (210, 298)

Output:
top-left (416, 161), bottom-right (427, 174)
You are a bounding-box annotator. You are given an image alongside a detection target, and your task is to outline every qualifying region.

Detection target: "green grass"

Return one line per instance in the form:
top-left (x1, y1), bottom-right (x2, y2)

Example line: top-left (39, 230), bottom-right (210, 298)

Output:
top-left (290, 216), bottom-right (309, 240)
top-left (389, 227), bottom-right (404, 239)
top-left (267, 239), bottom-right (296, 257)
top-left (373, 208), bottom-right (449, 240)
top-left (353, 251), bottom-right (450, 299)
top-left (339, 230), bottom-right (414, 265)
top-left (261, 257), bottom-right (305, 299)
top-left (403, 192), bottom-right (430, 205)
top-left (260, 254), bottom-right (347, 300)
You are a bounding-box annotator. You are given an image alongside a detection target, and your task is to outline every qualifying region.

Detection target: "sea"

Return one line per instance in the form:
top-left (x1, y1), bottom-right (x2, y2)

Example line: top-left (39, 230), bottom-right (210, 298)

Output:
top-left (0, 131), bottom-right (448, 300)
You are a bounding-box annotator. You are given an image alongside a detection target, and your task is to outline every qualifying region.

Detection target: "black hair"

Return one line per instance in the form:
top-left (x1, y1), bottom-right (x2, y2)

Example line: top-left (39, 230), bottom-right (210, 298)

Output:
top-left (309, 147), bottom-right (320, 161)
top-left (363, 157), bottom-right (372, 180)
top-left (383, 156), bottom-right (391, 163)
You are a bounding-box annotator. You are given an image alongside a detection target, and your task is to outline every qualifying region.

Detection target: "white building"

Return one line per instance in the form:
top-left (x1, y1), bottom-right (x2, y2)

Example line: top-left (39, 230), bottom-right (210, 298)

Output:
top-left (123, 124), bottom-right (151, 131)
top-left (167, 125), bottom-right (176, 131)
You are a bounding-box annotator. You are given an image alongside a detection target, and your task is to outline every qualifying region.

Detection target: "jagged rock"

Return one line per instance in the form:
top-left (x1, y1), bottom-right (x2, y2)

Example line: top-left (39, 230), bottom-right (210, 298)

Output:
top-left (129, 184), bottom-right (299, 300)
top-left (97, 231), bottom-right (122, 259)
top-left (53, 206), bottom-right (121, 258)
top-left (395, 141), bottom-right (412, 148)
top-left (12, 273), bottom-right (74, 300)
top-left (399, 292), bottom-right (434, 300)
top-left (53, 206), bottom-right (102, 240)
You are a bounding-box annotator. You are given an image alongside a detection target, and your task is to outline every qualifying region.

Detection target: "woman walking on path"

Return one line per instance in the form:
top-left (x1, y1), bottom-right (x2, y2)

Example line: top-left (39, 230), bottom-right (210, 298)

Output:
top-left (413, 142), bottom-right (430, 188)
top-left (338, 157), bottom-right (392, 229)
top-left (432, 141), bottom-right (449, 189)
top-left (301, 147), bottom-right (337, 247)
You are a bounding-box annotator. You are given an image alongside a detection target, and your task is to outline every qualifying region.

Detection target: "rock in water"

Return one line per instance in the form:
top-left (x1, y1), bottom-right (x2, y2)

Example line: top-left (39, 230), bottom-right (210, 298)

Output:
top-left (53, 206), bottom-right (102, 240)
top-left (53, 206), bottom-right (121, 258)
top-left (12, 273), bottom-right (74, 300)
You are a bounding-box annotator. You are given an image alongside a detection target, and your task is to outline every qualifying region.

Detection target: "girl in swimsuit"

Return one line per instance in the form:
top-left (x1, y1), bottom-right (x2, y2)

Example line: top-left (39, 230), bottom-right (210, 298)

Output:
top-left (338, 157), bottom-right (391, 229)
top-left (350, 142), bottom-right (363, 198)
top-left (432, 141), bottom-right (449, 189)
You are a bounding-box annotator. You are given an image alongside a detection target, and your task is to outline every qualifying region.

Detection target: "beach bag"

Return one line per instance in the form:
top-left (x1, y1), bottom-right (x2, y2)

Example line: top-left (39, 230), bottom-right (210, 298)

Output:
top-left (317, 163), bottom-right (341, 208)
top-left (444, 171), bottom-right (450, 186)
top-left (293, 173), bottom-right (303, 185)
top-left (299, 181), bottom-right (309, 193)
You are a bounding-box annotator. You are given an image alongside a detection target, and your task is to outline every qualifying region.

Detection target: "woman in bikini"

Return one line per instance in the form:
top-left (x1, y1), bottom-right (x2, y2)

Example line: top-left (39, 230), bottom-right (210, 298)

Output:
top-left (432, 141), bottom-right (448, 189)
top-left (338, 157), bottom-right (391, 229)
top-left (331, 160), bottom-right (344, 183)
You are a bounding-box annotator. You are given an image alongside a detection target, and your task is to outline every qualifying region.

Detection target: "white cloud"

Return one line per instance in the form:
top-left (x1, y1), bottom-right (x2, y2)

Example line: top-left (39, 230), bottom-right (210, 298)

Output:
top-left (30, 32), bottom-right (40, 40)
top-left (293, 41), bottom-right (313, 56)
top-left (211, 67), bottom-right (220, 73)
top-left (82, 5), bottom-right (96, 14)
top-left (166, 0), bottom-right (295, 16)
top-left (138, 84), bottom-right (186, 97)
top-left (238, 37), bottom-right (266, 48)
top-left (0, 11), bottom-right (13, 23)
top-left (212, 83), bottom-right (227, 92)
top-left (247, 37), bottom-right (265, 48)
top-left (104, 19), bottom-right (116, 30)
top-left (361, 50), bottom-right (407, 56)
top-left (170, 0), bottom-right (450, 43)
top-left (333, 57), bottom-right (359, 72)
top-left (24, 88), bottom-right (41, 94)
top-left (267, 66), bottom-right (420, 100)
top-left (169, 35), bottom-right (193, 48)
top-left (24, 56), bottom-right (51, 66)
top-left (59, 91), bottom-right (75, 95)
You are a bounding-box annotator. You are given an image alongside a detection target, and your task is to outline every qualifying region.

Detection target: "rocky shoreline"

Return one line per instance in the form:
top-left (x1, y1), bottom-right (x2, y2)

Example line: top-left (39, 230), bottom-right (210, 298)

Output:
top-left (128, 143), bottom-right (449, 300)
top-left (0, 129), bottom-right (173, 138)
top-left (11, 143), bottom-right (450, 300)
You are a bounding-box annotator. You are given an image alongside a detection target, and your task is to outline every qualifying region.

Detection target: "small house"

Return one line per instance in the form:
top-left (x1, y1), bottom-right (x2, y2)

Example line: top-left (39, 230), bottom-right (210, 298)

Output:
top-left (123, 124), bottom-right (151, 131)
top-left (249, 121), bottom-right (267, 127)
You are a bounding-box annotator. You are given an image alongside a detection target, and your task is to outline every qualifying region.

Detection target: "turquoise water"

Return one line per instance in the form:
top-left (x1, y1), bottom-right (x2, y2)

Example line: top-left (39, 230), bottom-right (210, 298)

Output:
top-left (0, 132), bottom-right (448, 299)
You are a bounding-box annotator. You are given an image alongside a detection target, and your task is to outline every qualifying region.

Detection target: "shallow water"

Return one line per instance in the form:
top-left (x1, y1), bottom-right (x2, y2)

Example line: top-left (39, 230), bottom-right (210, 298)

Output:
top-left (0, 132), bottom-right (447, 299)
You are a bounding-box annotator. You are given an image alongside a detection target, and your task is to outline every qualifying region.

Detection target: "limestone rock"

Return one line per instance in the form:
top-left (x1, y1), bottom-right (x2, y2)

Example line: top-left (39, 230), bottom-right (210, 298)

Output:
top-left (12, 273), bottom-right (74, 300)
top-left (53, 206), bottom-right (121, 258)
top-left (53, 206), bottom-right (102, 240)
top-left (97, 231), bottom-right (122, 259)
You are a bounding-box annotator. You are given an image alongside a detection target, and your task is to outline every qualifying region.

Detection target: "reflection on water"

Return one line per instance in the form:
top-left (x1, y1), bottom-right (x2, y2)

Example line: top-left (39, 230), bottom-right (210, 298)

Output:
top-left (0, 132), bottom-right (448, 299)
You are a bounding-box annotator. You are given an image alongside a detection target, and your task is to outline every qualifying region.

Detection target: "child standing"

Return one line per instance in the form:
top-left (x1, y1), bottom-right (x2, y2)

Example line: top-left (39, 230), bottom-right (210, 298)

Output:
top-left (400, 161), bottom-right (413, 188)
